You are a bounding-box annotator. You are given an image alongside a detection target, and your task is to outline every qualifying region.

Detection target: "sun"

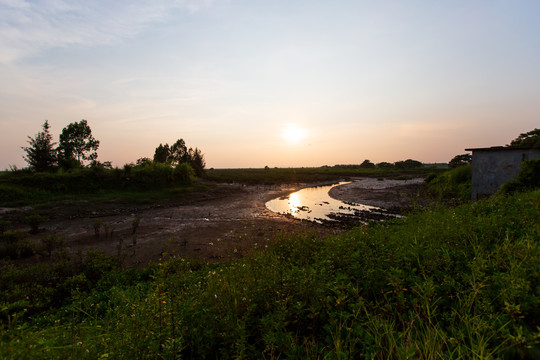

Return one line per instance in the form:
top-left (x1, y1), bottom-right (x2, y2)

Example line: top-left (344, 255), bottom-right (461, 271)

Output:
top-left (282, 124), bottom-right (307, 145)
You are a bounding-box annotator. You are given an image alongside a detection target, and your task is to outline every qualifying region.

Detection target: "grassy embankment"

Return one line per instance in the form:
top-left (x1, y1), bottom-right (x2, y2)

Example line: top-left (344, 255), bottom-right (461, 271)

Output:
top-left (1, 187), bottom-right (538, 358)
top-left (0, 165), bottom-right (444, 207)
top-left (205, 166), bottom-right (444, 185)
top-left (0, 163), bottom-right (200, 207)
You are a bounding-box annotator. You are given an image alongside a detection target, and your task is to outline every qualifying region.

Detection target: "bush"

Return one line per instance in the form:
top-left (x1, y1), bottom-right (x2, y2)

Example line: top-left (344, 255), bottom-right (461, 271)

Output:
top-left (425, 165), bottom-right (471, 202)
top-left (175, 162), bottom-right (195, 184)
top-left (0, 230), bottom-right (34, 259)
top-left (2, 190), bottom-right (539, 358)
top-left (0, 161), bottom-right (197, 203)
top-left (40, 234), bottom-right (64, 257)
top-left (24, 213), bottom-right (43, 234)
top-left (0, 184), bottom-right (33, 205)
top-left (500, 158), bottom-right (540, 194)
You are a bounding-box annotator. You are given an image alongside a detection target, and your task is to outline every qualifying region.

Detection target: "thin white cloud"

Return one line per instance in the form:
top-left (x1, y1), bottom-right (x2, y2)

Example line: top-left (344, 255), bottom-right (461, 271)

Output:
top-left (0, 0), bottom-right (213, 64)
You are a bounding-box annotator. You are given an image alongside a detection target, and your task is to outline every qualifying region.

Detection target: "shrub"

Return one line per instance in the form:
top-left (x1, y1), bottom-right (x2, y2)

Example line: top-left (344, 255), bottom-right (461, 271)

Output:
top-left (0, 230), bottom-right (34, 259)
top-left (500, 158), bottom-right (540, 194)
top-left (24, 213), bottom-right (44, 234)
top-left (175, 162), bottom-right (195, 184)
top-left (425, 165), bottom-right (471, 203)
top-left (0, 184), bottom-right (32, 205)
top-left (40, 234), bottom-right (64, 257)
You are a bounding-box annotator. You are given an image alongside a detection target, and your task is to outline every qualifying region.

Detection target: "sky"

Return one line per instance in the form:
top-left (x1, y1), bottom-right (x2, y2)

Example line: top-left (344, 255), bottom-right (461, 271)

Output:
top-left (1, 0), bottom-right (539, 169)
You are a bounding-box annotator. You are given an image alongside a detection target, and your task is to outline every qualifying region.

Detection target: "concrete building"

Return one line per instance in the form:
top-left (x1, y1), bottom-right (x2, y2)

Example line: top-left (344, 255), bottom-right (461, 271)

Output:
top-left (465, 146), bottom-right (540, 201)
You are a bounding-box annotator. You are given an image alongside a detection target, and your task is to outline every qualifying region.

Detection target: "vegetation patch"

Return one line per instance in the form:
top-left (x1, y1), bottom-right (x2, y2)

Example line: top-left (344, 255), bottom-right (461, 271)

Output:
top-left (1, 190), bottom-right (538, 359)
top-left (425, 165), bottom-right (472, 204)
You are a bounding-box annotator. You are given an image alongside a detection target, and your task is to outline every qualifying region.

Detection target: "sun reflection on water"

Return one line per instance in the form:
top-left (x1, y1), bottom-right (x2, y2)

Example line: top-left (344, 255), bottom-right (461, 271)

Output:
top-left (288, 192), bottom-right (301, 214)
top-left (265, 182), bottom-right (388, 223)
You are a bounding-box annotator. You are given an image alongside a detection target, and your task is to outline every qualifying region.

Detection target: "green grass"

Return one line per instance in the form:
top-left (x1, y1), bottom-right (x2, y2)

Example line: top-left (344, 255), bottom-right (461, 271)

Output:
top-left (205, 167), bottom-right (444, 185)
top-left (1, 165), bottom-right (444, 206)
top-left (1, 190), bottom-right (538, 359)
top-left (425, 165), bottom-right (472, 204)
top-left (0, 164), bottom-right (199, 207)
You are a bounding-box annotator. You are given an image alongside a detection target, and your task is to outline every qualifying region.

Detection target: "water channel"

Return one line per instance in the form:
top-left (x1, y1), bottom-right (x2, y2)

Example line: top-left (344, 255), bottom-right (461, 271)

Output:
top-left (265, 181), bottom-right (399, 224)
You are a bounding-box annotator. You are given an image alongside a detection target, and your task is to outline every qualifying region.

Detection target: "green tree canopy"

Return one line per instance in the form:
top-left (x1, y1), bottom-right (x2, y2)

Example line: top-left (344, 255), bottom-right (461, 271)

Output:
top-left (169, 139), bottom-right (188, 165)
top-left (57, 120), bottom-right (99, 167)
top-left (394, 159), bottom-right (423, 169)
top-left (151, 139), bottom-right (205, 175)
top-left (359, 159), bottom-right (376, 169)
top-left (153, 144), bottom-right (170, 163)
top-left (22, 120), bottom-right (57, 172)
top-left (376, 162), bottom-right (394, 169)
top-left (449, 154), bottom-right (472, 168)
top-left (508, 128), bottom-right (540, 148)
top-left (187, 147), bottom-right (206, 176)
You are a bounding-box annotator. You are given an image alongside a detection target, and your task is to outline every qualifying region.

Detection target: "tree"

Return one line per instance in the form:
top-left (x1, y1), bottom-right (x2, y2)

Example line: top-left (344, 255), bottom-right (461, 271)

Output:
top-left (136, 157), bottom-right (152, 166)
top-left (187, 147), bottom-right (206, 176)
top-left (508, 128), bottom-right (540, 148)
top-left (153, 144), bottom-right (170, 163)
top-left (394, 159), bottom-right (423, 169)
top-left (22, 120), bottom-right (57, 172)
top-left (376, 162), bottom-right (394, 169)
top-left (359, 159), bottom-right (375, 169)
top-left (57, 120), bottom-right (99, 167)
top-left (169, 139), bottom-right (188, 165)
top-left (449, 154), bottom-right (472, 168)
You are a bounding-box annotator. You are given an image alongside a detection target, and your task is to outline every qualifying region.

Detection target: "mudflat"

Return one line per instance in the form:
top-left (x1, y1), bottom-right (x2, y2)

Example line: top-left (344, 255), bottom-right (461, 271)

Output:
top-left (328, 178), bottom-right (428, 211)
top-left (8, 178), bottom-right (429, 266)
top-left (15, 183), bottom-right (337, 266)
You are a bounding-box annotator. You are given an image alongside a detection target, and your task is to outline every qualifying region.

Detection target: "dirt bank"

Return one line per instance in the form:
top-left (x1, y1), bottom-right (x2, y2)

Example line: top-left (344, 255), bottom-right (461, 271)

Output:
top-left (328, 178), bottom-right (428, 211)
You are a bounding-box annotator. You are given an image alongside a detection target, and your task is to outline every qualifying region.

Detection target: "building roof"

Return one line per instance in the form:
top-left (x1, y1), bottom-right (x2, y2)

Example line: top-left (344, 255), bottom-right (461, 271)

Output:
top-left (465, 145), bottom-right (539, 152)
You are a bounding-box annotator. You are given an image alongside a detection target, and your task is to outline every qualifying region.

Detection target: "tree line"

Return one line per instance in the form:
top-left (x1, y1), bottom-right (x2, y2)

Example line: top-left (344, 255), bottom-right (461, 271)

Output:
top-left (331, 159), bottom-right (424, 169)
top-left (22, 120), bottom-right (99, 172)
top-left (21, 120), bottom-right (205, 176)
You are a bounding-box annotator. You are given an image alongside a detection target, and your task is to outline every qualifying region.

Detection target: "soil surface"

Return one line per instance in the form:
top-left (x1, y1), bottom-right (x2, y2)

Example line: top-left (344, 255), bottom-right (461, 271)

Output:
top-left (7, 183), bottom-right (338, 266)
top-left (328, 178), bottom-right (428, 212)
top-left (3, 178), bottom-right (430, 266)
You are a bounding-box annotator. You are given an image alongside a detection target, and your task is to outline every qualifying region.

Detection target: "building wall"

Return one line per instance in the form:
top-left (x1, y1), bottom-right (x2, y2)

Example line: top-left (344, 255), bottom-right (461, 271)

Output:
top-left (471, 149), bottom-right (540, 200)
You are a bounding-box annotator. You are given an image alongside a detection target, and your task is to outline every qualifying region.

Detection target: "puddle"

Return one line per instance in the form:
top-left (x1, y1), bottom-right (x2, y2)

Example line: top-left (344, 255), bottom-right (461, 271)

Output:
top-left (265, 182), bottom-right (399, 225)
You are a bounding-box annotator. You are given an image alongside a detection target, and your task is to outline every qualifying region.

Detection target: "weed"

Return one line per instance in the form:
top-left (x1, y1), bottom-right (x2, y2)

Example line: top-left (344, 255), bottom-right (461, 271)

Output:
top-left (131, 216), bottom-right (140, 235)
top-left (0, 190), bottom-right (538, 359)
top-left (24, 213), bottom-right (43, 234)
top-left (92, 219), bottom-right (102, 238)
top-left (40, 234), bottom-right (64, 257)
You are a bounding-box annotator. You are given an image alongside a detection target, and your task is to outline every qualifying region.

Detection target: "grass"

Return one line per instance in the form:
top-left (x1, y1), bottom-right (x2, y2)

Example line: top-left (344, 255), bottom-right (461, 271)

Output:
top-left (425, 165), bottom-right (472, 204)
top-left (0, 165), bottom-right (201, 207)
top-left (0, 165), bottom-right (444, 207)
top-left (205, 166), bottom-right (444, 185)
top-left (1, 189), bottom-right (538, 359)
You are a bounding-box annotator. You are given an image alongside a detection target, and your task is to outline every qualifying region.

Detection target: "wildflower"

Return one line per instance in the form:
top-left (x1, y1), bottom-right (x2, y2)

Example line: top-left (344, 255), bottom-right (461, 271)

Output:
top-left (214, 294), bottom-right (218, 299)
top-left (209, 242), bottom-right (214, 246)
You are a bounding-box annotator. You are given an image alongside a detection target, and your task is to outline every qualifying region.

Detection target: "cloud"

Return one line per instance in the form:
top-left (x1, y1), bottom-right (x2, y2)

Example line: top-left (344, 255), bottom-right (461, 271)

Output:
top-left (0, 0), bottom-right (213, 64)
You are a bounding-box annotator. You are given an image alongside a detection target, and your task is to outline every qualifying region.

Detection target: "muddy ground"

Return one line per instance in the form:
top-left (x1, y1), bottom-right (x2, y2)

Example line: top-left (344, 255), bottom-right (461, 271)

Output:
top-left (4, 178), bottom-right (429, 266)
top-left (328, 178), bottom-right (429, 212)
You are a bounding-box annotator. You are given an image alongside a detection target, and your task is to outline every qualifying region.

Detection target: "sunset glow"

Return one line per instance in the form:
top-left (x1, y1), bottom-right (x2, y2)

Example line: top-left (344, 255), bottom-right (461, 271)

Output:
top-left (1, 1), bottom-right (539, 169)
top-left (282, 124), bottom-right (307, 145)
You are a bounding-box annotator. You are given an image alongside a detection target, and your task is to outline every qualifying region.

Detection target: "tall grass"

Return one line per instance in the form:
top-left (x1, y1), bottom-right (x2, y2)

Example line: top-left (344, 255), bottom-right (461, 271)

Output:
top-left (205, 167), bottom-right (444, 185)
top-left (1, 190), bottom-right (539, 359)
top-left (425, 165), bottom-right (472, 203)
top-left (0, 163), bottom-right (196, 206)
